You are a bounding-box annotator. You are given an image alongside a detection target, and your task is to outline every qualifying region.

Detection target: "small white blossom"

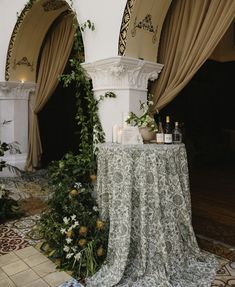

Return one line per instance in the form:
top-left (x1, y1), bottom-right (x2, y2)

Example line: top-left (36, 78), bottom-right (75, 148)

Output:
top-left (66, 238), bottom-right (72, 244)
top-left (63, 246), bottom-right (70, 253)
top-left (72, 221), bottom-right (79, 228)
top-left (63, 217), bottom-right (69, 225)
top-left (60, 228), bottom-right (66, 234)
top-left (68, 226), bottom-right (73, 231)
top-left (74, 252), bottom-right (82, 261)
top-left (66, 253), bottom-right (74, 259)
top-left (71, 247), bottom-right (77, 252)
top-left (93, 206), bottom-right (98, 212)
top-left (148, 100), bottom-right (154, 106)
top-left (74, 182), bottom-right (82, 189)
top-left (71, 214), bottom-right (76, 221)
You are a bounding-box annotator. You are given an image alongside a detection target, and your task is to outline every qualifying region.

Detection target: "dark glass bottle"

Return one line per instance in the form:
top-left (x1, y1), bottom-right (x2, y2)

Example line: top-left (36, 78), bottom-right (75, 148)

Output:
top-left (164, 115), bottom-right (172, 144)
top-left (172, 121), bottom-right (182, 144)
top-left (156, 115), bottom-right (164, 144)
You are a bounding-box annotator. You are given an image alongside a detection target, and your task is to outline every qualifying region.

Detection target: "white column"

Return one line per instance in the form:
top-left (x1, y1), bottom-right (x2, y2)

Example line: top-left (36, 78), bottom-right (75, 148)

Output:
top-left (0, 81), bottom-right (35, 175)
top-left (82, 56), bottom-right (163, 141)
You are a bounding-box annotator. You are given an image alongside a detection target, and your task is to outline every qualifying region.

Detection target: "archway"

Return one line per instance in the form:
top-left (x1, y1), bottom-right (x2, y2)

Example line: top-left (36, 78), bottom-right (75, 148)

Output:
top-left (5, 0), bottom-right (86, 168)
top-left (118, 0), bottom-right (172, 62)
top-left (160, 22), bottom-right (235, 250)
top-left (5, 0), bottom-right (73, 82)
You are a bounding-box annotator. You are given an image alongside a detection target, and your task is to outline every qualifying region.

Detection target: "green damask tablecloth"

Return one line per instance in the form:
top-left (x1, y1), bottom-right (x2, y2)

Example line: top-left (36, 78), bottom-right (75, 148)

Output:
top-left (86, 143), bottom-right (218, 287)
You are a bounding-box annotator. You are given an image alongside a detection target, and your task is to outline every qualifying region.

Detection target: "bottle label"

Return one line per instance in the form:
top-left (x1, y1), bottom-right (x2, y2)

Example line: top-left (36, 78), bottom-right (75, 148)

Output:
top-left (156, 133), bottom-right (164, 143)
top-left (164, 134), bottom-right (172, 143)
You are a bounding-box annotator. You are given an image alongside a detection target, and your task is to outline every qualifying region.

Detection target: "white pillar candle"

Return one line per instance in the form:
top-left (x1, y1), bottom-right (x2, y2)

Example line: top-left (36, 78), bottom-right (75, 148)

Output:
top-left (117, 127), bottom-right (123, 144)
top-left (112, 124), bottom-right (118, 143)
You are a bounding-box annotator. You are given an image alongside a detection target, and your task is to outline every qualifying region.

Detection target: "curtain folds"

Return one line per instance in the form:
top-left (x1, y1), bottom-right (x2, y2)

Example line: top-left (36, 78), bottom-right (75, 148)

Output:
top-left (26, 14), bottom-right (76, 170)
top-left (151, 0), bottom-right (235, 112)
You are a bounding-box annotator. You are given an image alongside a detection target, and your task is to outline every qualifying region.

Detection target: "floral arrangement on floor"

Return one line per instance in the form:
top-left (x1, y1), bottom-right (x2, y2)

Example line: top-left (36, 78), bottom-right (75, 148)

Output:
top-left (125, 97), bottom-right (157, 132)
top-left (39, 179), bottom-right (108, 280)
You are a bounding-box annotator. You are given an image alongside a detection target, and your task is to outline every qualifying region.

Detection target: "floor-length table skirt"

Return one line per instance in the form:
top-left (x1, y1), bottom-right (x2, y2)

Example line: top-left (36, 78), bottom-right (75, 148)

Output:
top-left (86, 143), bottom-right (218, 287)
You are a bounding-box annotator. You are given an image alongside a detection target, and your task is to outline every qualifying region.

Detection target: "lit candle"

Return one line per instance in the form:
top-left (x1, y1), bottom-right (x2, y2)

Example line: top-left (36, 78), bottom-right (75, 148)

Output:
top-left (112, 124), bottom-right (118, 143)
top-left (117, 127), bottom-right (123, 144)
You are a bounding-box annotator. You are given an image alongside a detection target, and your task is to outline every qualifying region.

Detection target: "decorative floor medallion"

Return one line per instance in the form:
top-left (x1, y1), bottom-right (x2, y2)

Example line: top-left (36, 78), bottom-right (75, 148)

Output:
top-left (0, 225), bottom-right (29, 255)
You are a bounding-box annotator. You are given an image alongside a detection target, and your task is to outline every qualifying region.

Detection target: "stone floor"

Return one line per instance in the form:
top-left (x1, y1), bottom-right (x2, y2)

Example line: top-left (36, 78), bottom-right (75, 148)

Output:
top-left (0, 246), bottom-right (82, 287)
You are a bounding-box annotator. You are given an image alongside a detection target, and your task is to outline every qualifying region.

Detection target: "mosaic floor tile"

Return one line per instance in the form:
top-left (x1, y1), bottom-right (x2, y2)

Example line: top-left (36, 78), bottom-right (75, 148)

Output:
top-left (0, 225), bottom-right (29, 255)
top-left (4, 215), bottom-right (43, 246)
top-left (57, 278), bottom-right (84, 287)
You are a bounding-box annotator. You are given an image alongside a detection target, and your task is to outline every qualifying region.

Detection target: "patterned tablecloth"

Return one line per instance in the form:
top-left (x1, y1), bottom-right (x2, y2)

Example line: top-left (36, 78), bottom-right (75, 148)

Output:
top-left (86, 143), bottom-right (218, 287)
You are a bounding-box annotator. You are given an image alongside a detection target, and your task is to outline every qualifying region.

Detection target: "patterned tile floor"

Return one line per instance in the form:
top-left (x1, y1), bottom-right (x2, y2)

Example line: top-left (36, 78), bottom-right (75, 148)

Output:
top-left (1, 217), bottom-right (235, 287)
top-left (0, 174), bottom-right (235, 286)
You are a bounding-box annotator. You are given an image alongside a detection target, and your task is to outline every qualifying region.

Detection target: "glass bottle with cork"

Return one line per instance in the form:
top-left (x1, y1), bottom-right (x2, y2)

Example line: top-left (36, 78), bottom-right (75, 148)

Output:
top-left (164, 115), bottom-right (172, 144)
top-left (156, 114), bottom-right (164, 144)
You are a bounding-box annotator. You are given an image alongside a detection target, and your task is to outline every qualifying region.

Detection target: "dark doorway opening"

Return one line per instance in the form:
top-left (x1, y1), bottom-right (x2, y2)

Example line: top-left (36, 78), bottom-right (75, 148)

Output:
top-left (38, 62), bottom-right (80, 168)
top-left (160, 59), bottom-right (235, 247)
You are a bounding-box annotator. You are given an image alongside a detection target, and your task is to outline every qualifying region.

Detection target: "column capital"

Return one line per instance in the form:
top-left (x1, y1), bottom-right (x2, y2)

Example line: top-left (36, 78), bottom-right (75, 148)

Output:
top-left (82, 56), bottom-right (163, 91)
top-left (0, 81), bottom-right (36, 100)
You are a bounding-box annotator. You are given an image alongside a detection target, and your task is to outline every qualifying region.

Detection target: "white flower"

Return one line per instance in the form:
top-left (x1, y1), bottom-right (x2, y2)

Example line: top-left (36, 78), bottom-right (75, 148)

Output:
top-left (72, 221), bottom-right (79, 228)
top-left (71, 247), bottom-right (77, 252)
top-left (74, 252), bottom-right (82, 261)
top-left (74, 182), bottom-right (82, 189)
top-left (63, 217), bottom-right (69, 225)
top-left (60, 228), bottom-right (66, 234)
top-left (93, 206), bottom-right (98, 212)
top-left (63, 246), bottom-right (70, 253)
top-left (66, 238), bottom-right (72, 244)
top-left (148, 100), bottom-right (154, 106)
top-left (71, 214), bottom-right (76, 221)
top-left (66, 253), bottom-right (74, 259)
top-left (68, 226), bottom-right (73, 231)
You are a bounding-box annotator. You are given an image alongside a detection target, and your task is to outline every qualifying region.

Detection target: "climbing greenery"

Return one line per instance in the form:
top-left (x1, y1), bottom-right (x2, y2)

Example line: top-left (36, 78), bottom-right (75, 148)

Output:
top-left (39, 21), bottom-right (115, 280)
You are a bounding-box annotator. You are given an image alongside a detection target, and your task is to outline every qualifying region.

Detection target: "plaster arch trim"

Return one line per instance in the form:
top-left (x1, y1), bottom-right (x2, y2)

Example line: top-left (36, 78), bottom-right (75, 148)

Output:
top-left (118, 0), bottom-right (172, 62)
top-left (5, 0), bottom-right (75, 82)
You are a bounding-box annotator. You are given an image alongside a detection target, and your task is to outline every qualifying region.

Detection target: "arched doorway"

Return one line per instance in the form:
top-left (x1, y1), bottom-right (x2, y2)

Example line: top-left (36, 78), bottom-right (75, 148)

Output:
top-left (160, 23), bottom-right (235, 250)
top-left (5, 0), bottom-right (86, 169)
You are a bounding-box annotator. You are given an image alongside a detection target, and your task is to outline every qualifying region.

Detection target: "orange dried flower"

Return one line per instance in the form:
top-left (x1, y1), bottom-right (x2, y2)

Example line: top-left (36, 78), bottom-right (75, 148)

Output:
top-left (79, 226), bottom-right (88, 236)
top-left (96, 219), bottom-right (105, 231)
top-left (78, 239), bottom-right (87, 247)
top-left (69, 189), bottom-right (79, 197)
top-left (96, 246), bottom-right (105, 257)
top-left (66, 230), bottom-right (73, 238)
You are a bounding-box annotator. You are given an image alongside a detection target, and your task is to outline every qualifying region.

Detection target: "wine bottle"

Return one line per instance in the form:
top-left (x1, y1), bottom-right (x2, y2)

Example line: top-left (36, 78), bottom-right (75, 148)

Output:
top-left (172, 121), bottom-right (182, 144)
top-left (164, 115), bottom-right (172, 144)
top-left (156, 115), bottom-right (164, 144)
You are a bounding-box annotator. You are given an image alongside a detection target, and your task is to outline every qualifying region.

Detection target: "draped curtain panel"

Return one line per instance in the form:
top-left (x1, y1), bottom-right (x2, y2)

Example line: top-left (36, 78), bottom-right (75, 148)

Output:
top-left (151, 0), bottom-right (235, 112)
top-left (26, 14), bottom-right (76, 170)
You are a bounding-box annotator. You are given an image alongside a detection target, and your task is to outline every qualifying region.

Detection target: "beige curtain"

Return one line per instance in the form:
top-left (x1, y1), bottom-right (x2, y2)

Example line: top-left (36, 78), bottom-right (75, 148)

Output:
top-left (151, 0), bottom-right (235, 112)
top-left (26, 14), bottom-right (76, 170)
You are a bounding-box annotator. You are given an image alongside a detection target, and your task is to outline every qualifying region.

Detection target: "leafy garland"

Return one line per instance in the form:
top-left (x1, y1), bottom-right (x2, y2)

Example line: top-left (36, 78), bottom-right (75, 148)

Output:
top-left (39, 19), bottom-right (115, 280)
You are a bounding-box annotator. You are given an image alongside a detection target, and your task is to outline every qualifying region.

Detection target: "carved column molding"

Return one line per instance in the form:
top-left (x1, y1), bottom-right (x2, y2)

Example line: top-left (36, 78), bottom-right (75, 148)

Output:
top-left (0, 81), bottom-right (36, 100)
top-left (0, 81), bottom-right (36, 175)
top-left (82, 56), bottom-right (163, 91)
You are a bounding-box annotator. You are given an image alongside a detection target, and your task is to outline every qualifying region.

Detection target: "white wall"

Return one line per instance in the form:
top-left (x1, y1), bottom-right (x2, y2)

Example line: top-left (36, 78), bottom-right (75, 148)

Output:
top-left (0, 0), bottom-right (26, 81)
top-left (73, 0), bottom-right (127, 63)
